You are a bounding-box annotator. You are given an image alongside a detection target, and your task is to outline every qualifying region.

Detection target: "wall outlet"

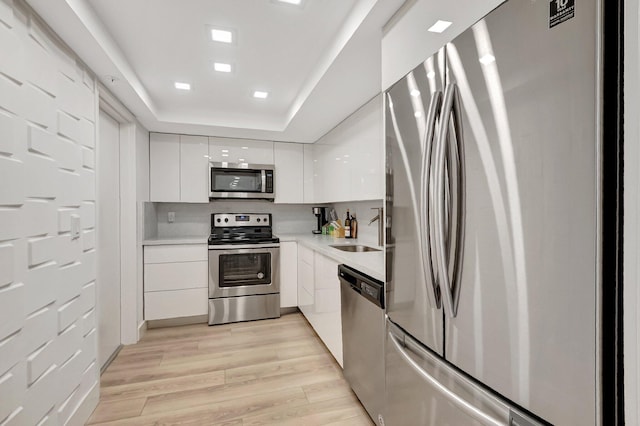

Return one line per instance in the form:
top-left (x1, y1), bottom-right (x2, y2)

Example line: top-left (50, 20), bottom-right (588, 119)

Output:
top-left (168, 212), bottom-right (175, 223)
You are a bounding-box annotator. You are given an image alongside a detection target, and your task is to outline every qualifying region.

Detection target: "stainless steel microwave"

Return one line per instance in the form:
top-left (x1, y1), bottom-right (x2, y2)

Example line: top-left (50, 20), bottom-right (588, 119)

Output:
top-left (209, 162), bottom-right (275, 200)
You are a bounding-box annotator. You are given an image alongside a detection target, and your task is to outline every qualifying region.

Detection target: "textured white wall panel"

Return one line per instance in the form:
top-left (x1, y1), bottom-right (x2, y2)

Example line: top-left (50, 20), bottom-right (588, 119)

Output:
top-left (0, 157), bottom-right (24, 205)
top-left (57, 170), bottom-right (81, 207)
top-left (22, 84), bottom-right (55, 130)
top-left (79, 282), bottom-right (95, 315)
top-left (79, 169), bottom-right (95, 201)
top-left (56, 323), bottom-right (81, 367)
top-left (81, 146), bottom-right (94, 170)
top-left (0, 208), bottom-right (21, 241)
top-left (0, 112), bottom-right (17, 156)
top-left (58, 262), bottom-right (82, 304)
top-left (0, 25), bottom-right (24, 83)
top-left (80, 202), bottom-right (95, 229)
top-left (82, 229), bottom-right (95, 251)
top-left (0, 0), bottom-right (14, 28)
top-left (0, 244), bottom-right (14, 287)
top-left (27, 125), bottom-right (54, 157)
top-left (0, 284), bottom-right (24, 341)
top-left (0, 333), bottom-right (21, 377)
top-left (81, 309), bottom-right (94, 337)
top-left (24, 41), bottom-right (57, 98)
top-left (22, 200), bottom-right (56, 237)
top-left (57, 235), bottom-right (81, 267)
top-left (28, 236), bottom-right (57, 266)
top-left (26, 339), bottom-right (54, 385)
top-left (21, 365), bottom-right (57, 426)
top-left (23, 307), bottom-right (56, 356)
top-left (57, 208), bottom-right (76, 233)
top-left (57, 350), bottom-right (82, 400)
top-left (0, 74), bottom-right (24, 116)
top-left (58, 297), bottom-right (81, 332)
top-left (0, 367), bottom-right (23, 422)
top-left (0, 2), bottom-right (99, 423)
top-left (24, 262), bottom-right (58, 314)
top-left (23, 153), bottom-right (56, 199)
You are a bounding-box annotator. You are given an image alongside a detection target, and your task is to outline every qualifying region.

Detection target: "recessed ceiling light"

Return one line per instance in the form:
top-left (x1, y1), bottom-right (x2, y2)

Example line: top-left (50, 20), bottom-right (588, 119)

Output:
top-left (174, 82), bottom-right (191, 90)
top-left (214, 62), bottom-right (232, 73)
top-left (222, 154), bottom-right (229, 157)
top-left (211, 28), bottom-right (233, 43)
top-left (278, 0), bottom-right (302, 4)
top-left (428, 20), bottom-right (452, 33)
top-left (221, 149), bottom-right (229, 153)
top-left (253, 91), bottom-right (269, 99)
top-left (242, 146), bottom-right (249, 150)
top-left (479, 54), bottom-right (496, 65)
top-left (239, 158), bottom-right (245, 162)
top-left (410, 89), bottom-right (421, 97)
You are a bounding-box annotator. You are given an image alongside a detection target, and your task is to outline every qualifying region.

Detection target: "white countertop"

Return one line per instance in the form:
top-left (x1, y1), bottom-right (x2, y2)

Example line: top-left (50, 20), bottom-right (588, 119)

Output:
top-left (142, 236), bottom-right (208, 246)
top-left (143, 233), bottom-right (385, 282)
top-left (277, 233), bottom-right (384, 282)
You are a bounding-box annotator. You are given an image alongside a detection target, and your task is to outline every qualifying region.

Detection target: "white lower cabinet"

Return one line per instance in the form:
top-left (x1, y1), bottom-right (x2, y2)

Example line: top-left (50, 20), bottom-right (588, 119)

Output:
top-left (144, 244), bottom-right (208, 321)
top-left (279, 242), bottom-right (298, 308)
top-left (296, 244), bottom-right (342, 367)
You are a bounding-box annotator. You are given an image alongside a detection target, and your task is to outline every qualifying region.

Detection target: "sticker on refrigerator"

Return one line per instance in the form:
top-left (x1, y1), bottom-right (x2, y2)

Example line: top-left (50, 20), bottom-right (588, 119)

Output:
top-left (549, 0), bottom-right (575, 28)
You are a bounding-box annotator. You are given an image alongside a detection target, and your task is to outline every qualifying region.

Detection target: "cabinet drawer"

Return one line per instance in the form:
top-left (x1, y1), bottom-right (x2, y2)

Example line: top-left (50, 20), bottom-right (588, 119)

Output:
top-left (144, 261), bottom-right (208, 292)
top-left (144, 288), bottom-right (208, 320)
top-left (144, 244), bottom-right (207, 264)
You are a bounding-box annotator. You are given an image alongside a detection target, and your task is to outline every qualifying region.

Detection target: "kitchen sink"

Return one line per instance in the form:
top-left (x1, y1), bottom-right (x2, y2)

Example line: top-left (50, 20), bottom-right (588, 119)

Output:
top-left (330, 244), bottom-right (381, 253)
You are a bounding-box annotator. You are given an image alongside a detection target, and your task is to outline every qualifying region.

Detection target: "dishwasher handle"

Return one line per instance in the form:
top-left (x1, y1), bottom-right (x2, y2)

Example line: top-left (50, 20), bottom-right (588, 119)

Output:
top-left (338, 264), bottom-right (384, 309)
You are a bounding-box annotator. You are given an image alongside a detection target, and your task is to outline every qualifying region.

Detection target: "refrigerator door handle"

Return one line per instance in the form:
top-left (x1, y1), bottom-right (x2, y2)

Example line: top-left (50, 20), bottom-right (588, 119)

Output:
top-left (420, 91), bottom-right (443, 308)
top-left (388, 325), bottom-right (509, 426)
top-left (433, 82), bottom-right (466, 318)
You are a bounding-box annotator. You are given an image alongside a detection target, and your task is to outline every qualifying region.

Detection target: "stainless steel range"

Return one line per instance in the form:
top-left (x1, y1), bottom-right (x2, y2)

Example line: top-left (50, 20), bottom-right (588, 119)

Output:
top-left (208, 213), bottom-right (280, 325)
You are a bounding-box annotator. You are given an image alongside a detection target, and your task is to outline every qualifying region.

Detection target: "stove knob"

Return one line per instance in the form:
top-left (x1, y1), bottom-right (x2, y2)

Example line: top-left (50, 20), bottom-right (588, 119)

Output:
top-left (224, 218), bottom-right (229, 223)
top-left (257, 218), bottom-right (261, 223)
top-left (216, 218), bottom-right (221, 223)
top-left (263, 217), bottom-right (268, 223)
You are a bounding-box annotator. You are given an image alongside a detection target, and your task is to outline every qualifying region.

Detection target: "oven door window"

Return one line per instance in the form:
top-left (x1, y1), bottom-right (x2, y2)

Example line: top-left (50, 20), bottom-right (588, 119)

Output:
top-left (219, 252), bottom-right (271, 287)
top-left (211, 169), bottom-right (262, 193)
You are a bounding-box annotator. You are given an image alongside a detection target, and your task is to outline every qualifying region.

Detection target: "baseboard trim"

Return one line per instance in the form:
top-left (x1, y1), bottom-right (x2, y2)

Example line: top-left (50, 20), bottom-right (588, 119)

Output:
top-left (280, 307), bottom-right (300, 315)
top-left (138, 320), bottom-right (147, 341)
top-left (100, 345), bottom-right (123, 375)
top-left (66, 382), bottom-right (99, 426)
top-left (147, 315), bottom-right (208, 329)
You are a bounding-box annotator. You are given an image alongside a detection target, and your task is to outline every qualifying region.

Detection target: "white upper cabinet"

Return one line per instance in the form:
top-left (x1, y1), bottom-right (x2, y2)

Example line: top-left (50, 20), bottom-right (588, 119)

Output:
top-left (208, 137), bottom-right (274, 165)
top-left (180, 135), bottom-right (208, 202)
top-left (274, 142), bottom-right (303, 204)
top-left (150, 133), bottom-right (208, 202)
top-left (309, 95), bottom-right (384, 203)
top-left (303, 145), bottom-right (315, 204)
top-left (150, 133), bottom-right (180, 202)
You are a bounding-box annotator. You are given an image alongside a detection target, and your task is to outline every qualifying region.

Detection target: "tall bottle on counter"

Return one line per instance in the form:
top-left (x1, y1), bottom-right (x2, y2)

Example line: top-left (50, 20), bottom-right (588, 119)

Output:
top-left (345, 210), bottom-right (352, 238)
top-left (351, 215), bottom-right (358, 239)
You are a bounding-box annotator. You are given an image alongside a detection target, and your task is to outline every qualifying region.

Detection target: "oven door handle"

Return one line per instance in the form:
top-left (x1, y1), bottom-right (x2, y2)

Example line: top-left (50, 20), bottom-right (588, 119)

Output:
top-left (208, 244), bottom-right (280, 251)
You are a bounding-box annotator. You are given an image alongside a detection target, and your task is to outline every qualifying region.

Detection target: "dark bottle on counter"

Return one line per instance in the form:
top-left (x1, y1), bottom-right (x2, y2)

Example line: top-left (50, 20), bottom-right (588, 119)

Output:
top-left (351, 215), bottom-right (358, 239)
top-left (345, 210), bottom-right (352, 238)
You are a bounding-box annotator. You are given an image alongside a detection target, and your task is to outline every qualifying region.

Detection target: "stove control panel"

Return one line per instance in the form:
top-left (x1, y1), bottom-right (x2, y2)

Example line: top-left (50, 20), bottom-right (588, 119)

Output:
top-left (212, 213), bottom-right (271, 227)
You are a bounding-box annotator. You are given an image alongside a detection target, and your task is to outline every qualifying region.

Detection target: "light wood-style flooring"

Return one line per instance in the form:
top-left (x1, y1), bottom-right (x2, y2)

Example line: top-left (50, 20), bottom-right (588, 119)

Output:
top-left (87, 313), bottom-right (373, 425)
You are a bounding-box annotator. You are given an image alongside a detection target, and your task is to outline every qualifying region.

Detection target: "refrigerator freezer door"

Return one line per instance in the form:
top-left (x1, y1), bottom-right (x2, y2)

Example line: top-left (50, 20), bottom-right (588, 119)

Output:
top-left (444, 0), bottom-right (598, 424)
top-left (385, 320), bottom-right (512, 426)
top-left (385, 49), bottom-right (446, 355)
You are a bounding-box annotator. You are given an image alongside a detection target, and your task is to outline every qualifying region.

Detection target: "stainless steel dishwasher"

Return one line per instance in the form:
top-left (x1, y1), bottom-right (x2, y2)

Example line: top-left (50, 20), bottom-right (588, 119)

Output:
top-left (339, 264), bottom-right (385, 426)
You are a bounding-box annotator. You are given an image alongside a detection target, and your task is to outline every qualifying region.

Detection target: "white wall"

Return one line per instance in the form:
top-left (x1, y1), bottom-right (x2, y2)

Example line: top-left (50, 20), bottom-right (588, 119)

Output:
top-left (624, 0), bottom-right (639, 423)
top-left (135, 124), bottom-right (149, 333)
top-left (0, 0), bottom-right (99, 424)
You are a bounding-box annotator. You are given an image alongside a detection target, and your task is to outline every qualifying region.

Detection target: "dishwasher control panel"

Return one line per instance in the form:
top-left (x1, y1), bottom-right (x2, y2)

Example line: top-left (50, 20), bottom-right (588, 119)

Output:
top-left (338, 264), bottom-right (384, 308)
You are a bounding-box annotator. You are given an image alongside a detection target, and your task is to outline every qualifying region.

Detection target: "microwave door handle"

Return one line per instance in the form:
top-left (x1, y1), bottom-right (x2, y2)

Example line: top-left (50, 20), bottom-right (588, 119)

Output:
top-left (261, 170), bottom-right (267, 193)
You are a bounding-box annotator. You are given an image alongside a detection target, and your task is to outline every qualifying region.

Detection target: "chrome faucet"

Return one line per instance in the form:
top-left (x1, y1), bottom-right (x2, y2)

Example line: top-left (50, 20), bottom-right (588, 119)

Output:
top-left (369, 207), bottom-right (384, 247)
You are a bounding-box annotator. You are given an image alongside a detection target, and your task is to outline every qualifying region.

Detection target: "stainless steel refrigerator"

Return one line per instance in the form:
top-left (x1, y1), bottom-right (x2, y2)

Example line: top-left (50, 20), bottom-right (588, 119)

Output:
top-left (384, 0), bottom-right (620, 424)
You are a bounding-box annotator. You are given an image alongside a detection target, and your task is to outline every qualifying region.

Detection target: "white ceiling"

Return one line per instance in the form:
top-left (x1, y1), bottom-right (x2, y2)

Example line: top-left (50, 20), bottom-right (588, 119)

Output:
top-left (25, 0), bottom-right (406, 142)
top-left (24, 0), bottom-right (505, 143)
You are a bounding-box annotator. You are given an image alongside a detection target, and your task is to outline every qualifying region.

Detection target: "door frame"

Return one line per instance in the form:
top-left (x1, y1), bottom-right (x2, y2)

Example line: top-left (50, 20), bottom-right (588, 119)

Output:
top-left (98, 85), bottom-right (140, 346)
